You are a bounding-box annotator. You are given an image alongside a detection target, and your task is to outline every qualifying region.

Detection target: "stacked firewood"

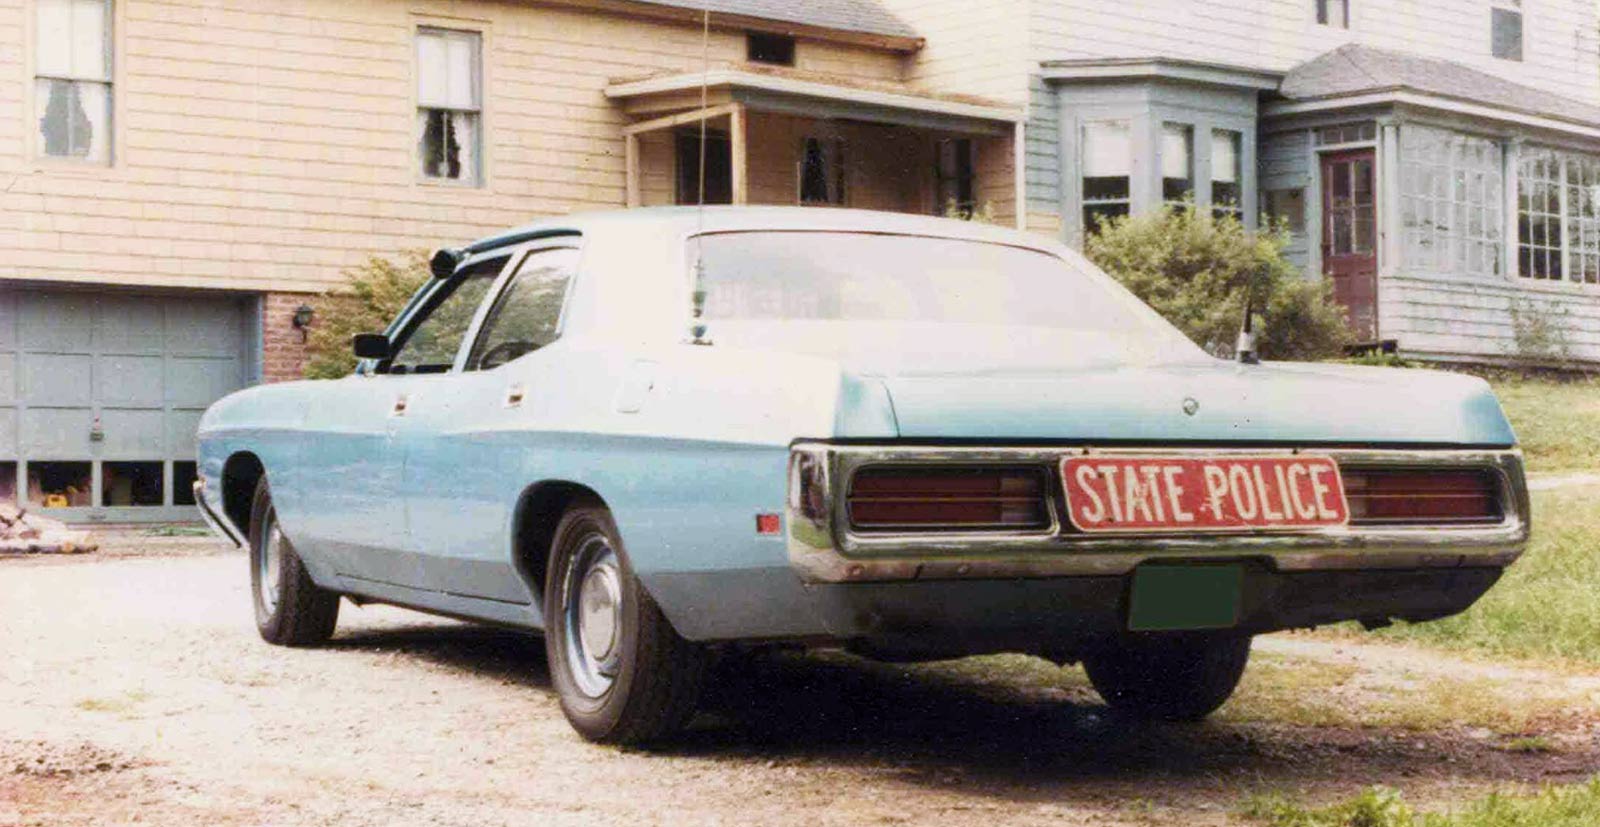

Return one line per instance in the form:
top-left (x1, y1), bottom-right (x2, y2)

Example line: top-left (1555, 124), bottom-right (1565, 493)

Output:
top-left (0, 501), bottom-right (97, 554)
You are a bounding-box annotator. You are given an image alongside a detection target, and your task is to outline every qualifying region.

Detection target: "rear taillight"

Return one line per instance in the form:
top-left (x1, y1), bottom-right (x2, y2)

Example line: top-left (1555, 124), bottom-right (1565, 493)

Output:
top-left (1343, 468), bottom-right (1502, 526)
top-left (847, 467), bottom-right (1049, 531)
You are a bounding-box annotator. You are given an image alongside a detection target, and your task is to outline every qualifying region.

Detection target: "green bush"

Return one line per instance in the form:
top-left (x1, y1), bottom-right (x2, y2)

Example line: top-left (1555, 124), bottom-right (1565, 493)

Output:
top-left (303, 251), bottom-right (430, 380)
top-left (1085, 208), bottom-right (1352, 360)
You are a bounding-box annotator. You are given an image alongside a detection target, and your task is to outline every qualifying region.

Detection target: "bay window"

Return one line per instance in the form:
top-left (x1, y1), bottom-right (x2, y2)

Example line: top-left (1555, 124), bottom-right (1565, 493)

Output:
top-left (35, 0), bottom-right (112, 163)
top-left (1082, 120), bottom-right (1132, 232)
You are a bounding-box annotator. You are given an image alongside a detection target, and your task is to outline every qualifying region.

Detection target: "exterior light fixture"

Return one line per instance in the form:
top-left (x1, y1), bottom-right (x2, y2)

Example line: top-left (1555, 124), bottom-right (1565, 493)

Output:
top-left (292, 304), bottom-right (315, 343)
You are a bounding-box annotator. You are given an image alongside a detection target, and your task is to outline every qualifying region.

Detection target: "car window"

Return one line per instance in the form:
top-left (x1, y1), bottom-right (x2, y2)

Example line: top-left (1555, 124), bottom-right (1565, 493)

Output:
top-left (386, 268), bottom-right (499, 375)
top-left (465, 248), bottom-right (579, 371)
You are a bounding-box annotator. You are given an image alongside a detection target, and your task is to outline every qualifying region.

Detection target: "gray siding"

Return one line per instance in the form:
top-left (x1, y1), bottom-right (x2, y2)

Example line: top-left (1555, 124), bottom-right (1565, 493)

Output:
top-left (1260, 128), bottom-right (1314, 273)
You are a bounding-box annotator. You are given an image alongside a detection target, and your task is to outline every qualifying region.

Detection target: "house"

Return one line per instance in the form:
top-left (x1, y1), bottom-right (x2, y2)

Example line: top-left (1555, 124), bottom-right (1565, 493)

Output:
top-left (875, 0), bottom-right (1600, 362)
top-left (0, 0), bottom-right (1022, 523)
top-left (5, 0), bottom-right (1598, 525)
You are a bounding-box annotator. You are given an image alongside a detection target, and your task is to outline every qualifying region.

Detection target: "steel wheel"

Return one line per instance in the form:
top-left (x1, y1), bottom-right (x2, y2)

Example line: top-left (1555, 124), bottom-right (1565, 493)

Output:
top-left (560, 533), bottom-right (625, 699)
top-left (257, 510), bottom-right (285, 618)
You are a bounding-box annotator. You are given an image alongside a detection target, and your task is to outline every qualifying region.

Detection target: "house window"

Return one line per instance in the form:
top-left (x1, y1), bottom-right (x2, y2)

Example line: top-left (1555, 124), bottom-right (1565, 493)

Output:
top-left (799, 137), bottom-right (845, 206)
top-left (1316, 0), bottom-right (1349, 28)
top-left (1517, 148), bottom-right (1600, 285)
top-left (1211, 129), bottom-right (1242, 219)
top-left (34, 0), bottom-right (112, 163)
top-left (1315, 122), bottom-right (1376, 146)
top-left (416, 27), bottom-right (481, 184)
top-left (936, 138), bottom-right (976, 216)
top-left (1400, 125), bottom-right (1504, 278)
top-left (1161, 123), bottom-right (1194, 207)
top-left (747, 32), bottom-right (795, 66)
top-left (1082, 120), bottom-right (1131, 233)
top-left (1492, 3), bottom-right (1523, 61)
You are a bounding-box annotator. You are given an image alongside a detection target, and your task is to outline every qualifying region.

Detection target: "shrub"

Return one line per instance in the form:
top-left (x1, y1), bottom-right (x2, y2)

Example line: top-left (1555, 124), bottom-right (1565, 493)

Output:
top-left (302, 251), bottom-right (431, 380)
top-left (1085, 208), bottom-right (1352, 360)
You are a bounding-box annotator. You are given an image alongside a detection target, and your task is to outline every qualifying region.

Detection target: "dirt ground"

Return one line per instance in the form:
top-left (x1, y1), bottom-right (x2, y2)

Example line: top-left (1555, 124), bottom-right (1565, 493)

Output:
top-left (3, 542), bottom-right (1598, 827)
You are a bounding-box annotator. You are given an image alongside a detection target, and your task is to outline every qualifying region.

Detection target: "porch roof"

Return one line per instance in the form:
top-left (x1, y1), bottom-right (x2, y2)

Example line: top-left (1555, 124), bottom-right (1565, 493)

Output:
top-left (604, 66), bottom-right (1021, 136)
top-left (1270, 44), bottom-right (1600, 139)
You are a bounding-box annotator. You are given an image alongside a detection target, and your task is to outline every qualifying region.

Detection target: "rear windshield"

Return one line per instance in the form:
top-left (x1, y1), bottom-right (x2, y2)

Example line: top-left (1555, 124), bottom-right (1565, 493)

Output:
top-left (693, 231), bottom-right (1179, 337)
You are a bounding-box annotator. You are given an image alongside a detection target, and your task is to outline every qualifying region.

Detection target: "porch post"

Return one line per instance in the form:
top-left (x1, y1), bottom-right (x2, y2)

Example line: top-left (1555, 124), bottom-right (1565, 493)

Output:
top-left (730, 103), bottom-right (749, 205)
top-left (625, 133), bottom-right (641, 208)
top-left (1378, 117), bottom-right (1401, 278)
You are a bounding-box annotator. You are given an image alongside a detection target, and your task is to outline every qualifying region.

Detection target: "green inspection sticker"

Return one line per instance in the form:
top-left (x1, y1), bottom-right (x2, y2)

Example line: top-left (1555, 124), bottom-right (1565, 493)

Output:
top-left (1127, 564), bottom-right (1244, 632)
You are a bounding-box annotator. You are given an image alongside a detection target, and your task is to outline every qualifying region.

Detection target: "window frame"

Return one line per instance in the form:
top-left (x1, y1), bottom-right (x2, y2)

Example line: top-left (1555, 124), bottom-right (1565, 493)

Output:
top-left (1314, 0), bottom-right (1350, 29)
top-left (462, 245), bottom-right (583, 372)
top-left (746, 32), bottom-right (796, 66)
top-left (1210, 128), bottom-right (1244, 219)
top-left (414, 25), bottom-right (485, 187)
top-left (1081, 119), bottom-right (1133, 234)
top-left (32, 0), bottom-right (115, 165)
top-left (1491, 2), bottom-right (1524, 62)
top-left (1160, 122), bottom-right (1195, 208)
top-left (1515, 146), bottom-right (1600, 287)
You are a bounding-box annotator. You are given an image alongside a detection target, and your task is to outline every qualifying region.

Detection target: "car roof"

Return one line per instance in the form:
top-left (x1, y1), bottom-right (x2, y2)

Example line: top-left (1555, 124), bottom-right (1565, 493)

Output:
top-left (461, 206), bottom-right (1043, 255)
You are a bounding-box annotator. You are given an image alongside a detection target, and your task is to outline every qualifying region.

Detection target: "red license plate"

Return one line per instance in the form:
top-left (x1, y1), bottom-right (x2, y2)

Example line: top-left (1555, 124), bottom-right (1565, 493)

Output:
top-left (1061, 455), bottom-right (1348, 533)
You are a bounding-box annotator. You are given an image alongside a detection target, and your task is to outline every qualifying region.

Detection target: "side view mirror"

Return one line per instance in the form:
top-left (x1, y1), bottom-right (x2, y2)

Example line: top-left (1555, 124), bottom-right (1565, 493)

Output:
top-left (352, 333), bottom-right (391, 360)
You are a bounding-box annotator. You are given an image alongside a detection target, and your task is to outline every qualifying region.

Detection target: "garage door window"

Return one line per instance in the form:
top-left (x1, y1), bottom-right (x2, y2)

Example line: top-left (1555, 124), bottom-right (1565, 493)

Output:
top-left (28, 461), bottom-right (92, 508)
top-left (102, 461), bottom-right (162, 507)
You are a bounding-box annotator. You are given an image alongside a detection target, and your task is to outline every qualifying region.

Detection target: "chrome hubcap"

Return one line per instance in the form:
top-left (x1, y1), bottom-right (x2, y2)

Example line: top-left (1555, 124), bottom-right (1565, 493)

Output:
top-left (562, 535), bottom-right (624, 698)
top-left (258, 512), bottom-right (284, 616)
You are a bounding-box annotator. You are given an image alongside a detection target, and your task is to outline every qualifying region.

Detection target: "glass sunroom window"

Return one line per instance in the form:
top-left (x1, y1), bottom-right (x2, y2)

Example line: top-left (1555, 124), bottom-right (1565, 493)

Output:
top-left (1082, 120), bottom-right (1131, 233)
top-left (1516, 148), bottom-right (1600, 285)
top-left (1400, 125), bottom-right (1503, 278)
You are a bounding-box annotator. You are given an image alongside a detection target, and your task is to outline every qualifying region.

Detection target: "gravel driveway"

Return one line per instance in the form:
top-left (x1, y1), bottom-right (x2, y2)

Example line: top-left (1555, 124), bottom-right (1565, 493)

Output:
top-left (3, 548), bottom-right (1596, 827)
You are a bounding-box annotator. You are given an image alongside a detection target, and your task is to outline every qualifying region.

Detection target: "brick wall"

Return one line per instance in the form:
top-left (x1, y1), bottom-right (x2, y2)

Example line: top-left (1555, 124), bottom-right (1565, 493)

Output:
top-left (261, 292), bottom-right (314, 383)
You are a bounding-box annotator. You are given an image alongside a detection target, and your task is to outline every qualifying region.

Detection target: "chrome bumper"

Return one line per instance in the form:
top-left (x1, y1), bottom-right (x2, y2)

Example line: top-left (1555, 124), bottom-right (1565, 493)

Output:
top-left (193, 479), bottom-right (245, 548)
top-left (786, 443), bottom-right (1530, 583)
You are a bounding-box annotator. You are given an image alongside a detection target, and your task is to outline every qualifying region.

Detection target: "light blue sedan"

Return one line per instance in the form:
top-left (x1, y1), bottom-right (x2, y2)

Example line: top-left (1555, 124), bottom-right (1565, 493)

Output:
top-left (194, 207), bottom-right (1529, 744)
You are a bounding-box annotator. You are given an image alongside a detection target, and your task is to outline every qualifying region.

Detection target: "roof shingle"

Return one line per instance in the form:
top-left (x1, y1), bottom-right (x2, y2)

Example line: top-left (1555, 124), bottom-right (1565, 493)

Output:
top-left (634, 0), bottom-right (918, 40)
top-left (1280, 44), bottom-right (1600, 128)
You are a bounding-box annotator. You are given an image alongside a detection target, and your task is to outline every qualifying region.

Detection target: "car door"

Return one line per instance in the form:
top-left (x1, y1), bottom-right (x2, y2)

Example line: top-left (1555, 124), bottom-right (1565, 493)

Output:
top-left (293, 261), bottom-right (502, 588)
top-left (398, 244), bottom-right (582, 602)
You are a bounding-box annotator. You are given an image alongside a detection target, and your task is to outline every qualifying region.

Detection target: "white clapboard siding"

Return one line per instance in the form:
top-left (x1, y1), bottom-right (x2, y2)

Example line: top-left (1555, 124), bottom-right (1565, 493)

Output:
top-left (1382, 274), bottom-right (1600, 362)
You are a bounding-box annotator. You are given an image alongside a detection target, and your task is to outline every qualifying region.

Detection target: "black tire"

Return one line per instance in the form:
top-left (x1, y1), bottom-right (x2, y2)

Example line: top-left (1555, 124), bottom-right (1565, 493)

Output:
top-left (248, 477), bottom-right (340, 647)
top-left (1083, 633), bottom-right (1252, 721)
top-left (544, 501), bottom-right (707, 744)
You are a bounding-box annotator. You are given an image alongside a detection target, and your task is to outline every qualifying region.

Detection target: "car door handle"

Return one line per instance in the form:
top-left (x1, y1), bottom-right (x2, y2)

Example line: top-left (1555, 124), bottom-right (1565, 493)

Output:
top-left (391, 394), bottom-right (409, 416)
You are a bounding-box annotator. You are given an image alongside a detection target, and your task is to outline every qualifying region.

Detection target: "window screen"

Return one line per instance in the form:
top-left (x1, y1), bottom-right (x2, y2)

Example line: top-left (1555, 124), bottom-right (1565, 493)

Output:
top-left (1400, 125), bottom-right (1504, 278)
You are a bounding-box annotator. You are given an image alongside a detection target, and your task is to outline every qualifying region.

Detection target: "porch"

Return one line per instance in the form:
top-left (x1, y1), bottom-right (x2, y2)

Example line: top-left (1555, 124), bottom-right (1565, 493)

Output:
top-left (605, 68), bottom-right (1022, 221)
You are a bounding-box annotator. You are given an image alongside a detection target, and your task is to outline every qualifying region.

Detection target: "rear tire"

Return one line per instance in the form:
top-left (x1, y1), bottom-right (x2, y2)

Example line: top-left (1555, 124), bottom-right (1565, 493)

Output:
top-left (1083, 633), bottom-right (1251, 721)
top-left (544, 501), bottom-right (707, 744)
top-left (248, 477), bottom-right (340, 647)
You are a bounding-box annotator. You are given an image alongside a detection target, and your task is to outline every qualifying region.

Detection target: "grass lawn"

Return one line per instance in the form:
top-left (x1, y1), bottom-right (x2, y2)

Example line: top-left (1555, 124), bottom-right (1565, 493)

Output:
top-left (1354, 485), bottom-right (1600, 664)
top-left (1485, 376), bottom-right (1600, 474)
top-left (1244, 780), bottom-right (1600, 827)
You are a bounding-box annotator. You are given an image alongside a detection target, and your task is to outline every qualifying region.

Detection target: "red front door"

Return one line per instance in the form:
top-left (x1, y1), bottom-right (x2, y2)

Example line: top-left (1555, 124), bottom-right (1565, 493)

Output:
top-left (1321, 150), bottom-right (1378, 341)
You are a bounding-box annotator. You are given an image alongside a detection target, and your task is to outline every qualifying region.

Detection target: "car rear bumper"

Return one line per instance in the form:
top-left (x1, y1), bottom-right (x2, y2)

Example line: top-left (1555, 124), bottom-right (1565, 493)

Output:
top-left (643, 563), bottom-right (1503, 653)
top-left (786, 443), bottom-right (1531, 583)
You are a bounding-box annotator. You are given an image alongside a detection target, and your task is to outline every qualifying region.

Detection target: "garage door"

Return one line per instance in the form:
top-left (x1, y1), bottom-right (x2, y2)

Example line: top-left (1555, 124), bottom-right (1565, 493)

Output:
top-left (0, 289), bottom-right (255, 524)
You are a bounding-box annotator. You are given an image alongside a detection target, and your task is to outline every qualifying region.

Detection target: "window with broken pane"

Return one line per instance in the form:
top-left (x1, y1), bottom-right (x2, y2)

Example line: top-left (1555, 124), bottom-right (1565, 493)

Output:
top-left (417, 27), bottom-right (482, 185)
top-left (1400, 125), bottom-right (1504, 278)
top-left (35, 0), bottom-right (112, 163)
top-left (799, 137), bottom-right (846, 206)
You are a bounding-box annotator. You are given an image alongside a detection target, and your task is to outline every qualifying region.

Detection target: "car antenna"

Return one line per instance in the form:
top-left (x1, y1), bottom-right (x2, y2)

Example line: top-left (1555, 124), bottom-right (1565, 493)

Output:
top-left (687, 2), bottom-right (714, 347)
top-left (1236, 297), bottom-right (1259, 365)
